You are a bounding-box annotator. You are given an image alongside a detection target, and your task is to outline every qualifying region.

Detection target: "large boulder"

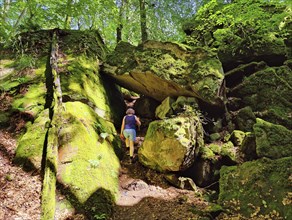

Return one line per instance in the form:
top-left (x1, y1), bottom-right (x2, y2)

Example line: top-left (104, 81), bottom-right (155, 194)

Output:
top-left (9, 30), bottom-right (124, 218)
top-left (253, 118), bottom-right (292, 159)
top-left (183, 0), bottom-right (290, 69)
top-left (229, 65), bottom-right (292, 129)
top-left (138, 112), bottom-right (204, 172)
top-left (219, 157), bottom-right (292, 219)
top-left (103, 40), bottom-right (225, 107)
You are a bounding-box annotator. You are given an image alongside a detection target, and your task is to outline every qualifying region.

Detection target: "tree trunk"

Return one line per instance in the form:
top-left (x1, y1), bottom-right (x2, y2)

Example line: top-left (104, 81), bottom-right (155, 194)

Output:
top-left (2, 0), bottom-right (11, 22)
top-left (116, 0), bottom-right (126, 43)
top-left (139, 0), bottom-right (148, 42)
top-left (64, 0), bottom-right (73, 29)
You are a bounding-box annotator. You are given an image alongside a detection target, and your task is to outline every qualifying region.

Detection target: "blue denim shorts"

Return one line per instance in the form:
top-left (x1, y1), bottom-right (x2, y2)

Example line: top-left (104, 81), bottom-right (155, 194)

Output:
top-left (123, 129), bottom-right (136, 141)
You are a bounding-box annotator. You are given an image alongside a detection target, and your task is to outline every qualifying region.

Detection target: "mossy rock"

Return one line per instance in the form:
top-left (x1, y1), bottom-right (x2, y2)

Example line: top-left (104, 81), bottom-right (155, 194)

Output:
top-left (183, 0), bottom-right (289, 67)
top-left (14, 29), bottom-right (107, 59)
top-left (14, 109), bottom-right (50, 170)
top-left (103, 40), bottom-right (224, 106)
top-left (58, 30), bottom-right (108, 60)
top-left (59, 55), bottom-right (124, 125)
top-left (138, 112), bottom-right (204, 172)
top-left (219, 157), bottom-right (292, 219)
top-left (231, 65), bottom-right (292, 129)
top-left (57, 102), bottom-right (120, 218)
top-left (253, 118), bottom-right (292, 159)
top-left (155, 97), bottom-right (175, 119)
top-left (155, 96), bottom-right (200, 119)
top-left (234, 106), bottom-right (256, 132)
top-left (229, 130), bottom-right (246, 146)
top-left (201, 141), bottom-right (237, 164)
top-left (0, 58), bottom-right (47, 117)
top-left (240, 132), bottom-right (257, 161)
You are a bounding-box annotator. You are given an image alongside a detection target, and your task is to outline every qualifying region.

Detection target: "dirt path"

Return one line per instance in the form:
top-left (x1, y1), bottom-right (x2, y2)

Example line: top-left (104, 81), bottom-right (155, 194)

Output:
top-left (0, 131), bottom-right (208, 220)
top-left (109, 138), bottom-right (209, 220)
top-left (0, 129), bottom-right (42, 220)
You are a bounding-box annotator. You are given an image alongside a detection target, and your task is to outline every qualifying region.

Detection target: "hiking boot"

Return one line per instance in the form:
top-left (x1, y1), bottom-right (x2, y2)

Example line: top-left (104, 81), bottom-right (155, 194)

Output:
top-left (130, 156), bottom-right (138, 164)
top-left (129, 156), bottom-right (135, 164)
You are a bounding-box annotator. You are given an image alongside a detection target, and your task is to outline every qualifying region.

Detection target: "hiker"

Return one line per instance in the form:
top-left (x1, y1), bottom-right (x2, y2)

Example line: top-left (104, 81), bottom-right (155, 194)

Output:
top-left (120, 108), bottom-right (141, 162)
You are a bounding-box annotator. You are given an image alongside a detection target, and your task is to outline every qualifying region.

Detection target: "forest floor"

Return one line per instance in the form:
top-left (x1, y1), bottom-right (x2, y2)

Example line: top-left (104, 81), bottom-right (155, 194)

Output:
top-left (0, 127), bottom-right (213, 220)
top-left (0, 129), bottom-right (42, 220)
top-left (0, 93), bottom-right (212, 220)
top-left (109, 140), bottom-right (210, 220)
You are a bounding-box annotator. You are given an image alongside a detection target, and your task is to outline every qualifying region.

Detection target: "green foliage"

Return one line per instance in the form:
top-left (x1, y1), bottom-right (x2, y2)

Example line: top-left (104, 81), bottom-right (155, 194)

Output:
top-left (88, 155), bottom-right (103, 168)
top-left (13, 55), bottom-right (36, 70)
top-left (184, 0), bottom-right (290, 59)
top-left (0, 0), bottom-right (203, 49)
top-left (94, 213), bottom-right (107, 220)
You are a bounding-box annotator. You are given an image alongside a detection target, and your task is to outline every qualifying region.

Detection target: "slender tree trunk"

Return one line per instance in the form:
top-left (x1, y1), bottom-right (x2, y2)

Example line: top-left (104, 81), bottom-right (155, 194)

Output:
top-left (64, 0), bottom-right (73, 29)
top-left (3, 0), bottom-right (11, 12)
top-left (139, 0), bottom-right (148, 42)
top-left (2, 0), bottom-right (11, 22)
top-left (116, 0), bottom-right (126, 43)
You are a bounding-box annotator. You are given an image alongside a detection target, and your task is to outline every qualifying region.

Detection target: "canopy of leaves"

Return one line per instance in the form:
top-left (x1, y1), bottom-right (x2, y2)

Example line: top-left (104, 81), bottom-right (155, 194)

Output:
top-left (0, 0), bottom-right (209, 49)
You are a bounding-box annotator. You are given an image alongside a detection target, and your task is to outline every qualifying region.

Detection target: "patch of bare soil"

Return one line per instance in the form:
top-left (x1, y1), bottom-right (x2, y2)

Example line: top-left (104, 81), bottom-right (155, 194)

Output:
top-left (0, 129), bottom-right (42, 220)
top-left (109, 140), bottom-right (209, 220)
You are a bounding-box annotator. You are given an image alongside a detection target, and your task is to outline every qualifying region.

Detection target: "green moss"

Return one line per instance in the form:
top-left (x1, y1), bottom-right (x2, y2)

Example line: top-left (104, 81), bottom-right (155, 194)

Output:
top-left (200, 146), bottom-right (216, 161)
top-left (12, 81), bottom-right (46, 110)
top-left (0, 112), bottom-right (10, 127)
top-left (184, 0), bottom-right (289, 62)
top-left (201, 141), bottom-right (236, 162)
top-left (208, 143), bottom-right (221, 154)
top-left (253, 118), bottom-right (292, 159)
top-left (234, 106), bottom-right (256, 132)
top-left (57, 102), bottom-right (120, 218)
top-left (240, 132), bottom-right (257, 161)
top-left (209, 133), bottom-right (221, 141)
top-left (233, 66), bottom-right (292, 129)
top-left (155, 97), bottom-right (175, 119)
top-left (139, 113), bottom-right (204, 171)
top-left (0, 59), bottom-right (45, 92)
top-left (58, 30), bottom-right (108, 60)
top-left (230, 130), bottom-right (246, 146)
top-left (14, 109), bottom-right (50, 170)
top-left (60, 55), bottom-right (121, 123)
top-left (219, 157), bottom-right (292, 219)
top-left (221, 141), bottom-right (235, 159)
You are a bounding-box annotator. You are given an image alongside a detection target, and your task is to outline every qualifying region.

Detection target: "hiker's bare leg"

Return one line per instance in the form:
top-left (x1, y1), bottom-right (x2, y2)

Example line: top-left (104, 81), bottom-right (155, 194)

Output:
top-left (125, 138), bottom-right (130, 148)
top-left (129, 141), bottom-right (134, 157)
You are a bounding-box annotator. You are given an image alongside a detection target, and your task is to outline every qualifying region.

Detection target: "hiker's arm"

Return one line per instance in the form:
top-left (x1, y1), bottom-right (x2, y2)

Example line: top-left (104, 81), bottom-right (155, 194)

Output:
top-left (135, 116), bottom-right (141, 127)
top-left (120, 117), bottom-right (125, 135)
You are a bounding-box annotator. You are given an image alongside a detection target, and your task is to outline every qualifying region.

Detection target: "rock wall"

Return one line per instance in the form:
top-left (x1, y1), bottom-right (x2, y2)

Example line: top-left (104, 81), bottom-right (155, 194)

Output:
top-left (0, 29), bottom-right (124, 219)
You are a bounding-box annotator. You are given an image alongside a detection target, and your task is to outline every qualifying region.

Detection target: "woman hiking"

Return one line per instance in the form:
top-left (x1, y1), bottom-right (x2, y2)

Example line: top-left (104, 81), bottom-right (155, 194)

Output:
top-left (120, 108), bottom-right (141, 163)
